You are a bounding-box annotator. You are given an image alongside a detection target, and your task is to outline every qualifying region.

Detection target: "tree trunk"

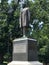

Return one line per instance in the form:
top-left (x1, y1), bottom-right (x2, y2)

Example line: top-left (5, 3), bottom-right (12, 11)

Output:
top-left (0, 53), bottom-right (3, 63)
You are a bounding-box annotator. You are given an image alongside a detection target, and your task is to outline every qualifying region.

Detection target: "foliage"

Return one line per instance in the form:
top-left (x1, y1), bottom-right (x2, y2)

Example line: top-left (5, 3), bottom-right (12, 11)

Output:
top-left (28, 0), bottom-right (49, 63)
top-left (0, 0), bottom-right (49, 64)
top-left (0, 0), bottom-right (22, 63)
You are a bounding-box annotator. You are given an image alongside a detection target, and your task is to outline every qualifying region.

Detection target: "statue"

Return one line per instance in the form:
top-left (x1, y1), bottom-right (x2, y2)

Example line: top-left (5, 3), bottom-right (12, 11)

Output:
top-left (19, 7), bottom-right (30, 37)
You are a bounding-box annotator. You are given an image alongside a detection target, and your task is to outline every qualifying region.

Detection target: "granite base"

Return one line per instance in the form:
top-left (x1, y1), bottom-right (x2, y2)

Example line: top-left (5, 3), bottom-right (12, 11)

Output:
top-left (8, 61), bottom-right (43, 65)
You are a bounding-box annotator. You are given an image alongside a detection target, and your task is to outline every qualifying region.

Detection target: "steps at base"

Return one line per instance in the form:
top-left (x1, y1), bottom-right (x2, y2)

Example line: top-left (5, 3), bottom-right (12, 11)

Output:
top-left (8, 61), bottom-right (43, 65)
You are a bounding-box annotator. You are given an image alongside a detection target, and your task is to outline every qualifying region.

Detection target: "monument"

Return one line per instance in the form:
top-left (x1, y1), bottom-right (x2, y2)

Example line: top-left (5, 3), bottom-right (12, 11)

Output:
top-left (12, 7), bottom-right (38, 60)
top-left (19, 7), bottom-right (30, 37)
top-left (8, 0), bottom-right (43, 65)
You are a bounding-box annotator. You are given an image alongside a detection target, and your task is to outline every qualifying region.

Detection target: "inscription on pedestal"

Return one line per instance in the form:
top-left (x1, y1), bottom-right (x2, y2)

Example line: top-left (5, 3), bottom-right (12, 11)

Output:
top-left (13, 39), bottom-right (28, 61)
top-left (14, 43), bottom-right (27, 53)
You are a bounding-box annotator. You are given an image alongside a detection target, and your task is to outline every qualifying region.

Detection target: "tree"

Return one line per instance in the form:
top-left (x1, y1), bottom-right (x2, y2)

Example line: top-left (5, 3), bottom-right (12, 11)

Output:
top-left (38, 24), bottom-right (49, 65)
top-left (0, 0), bottom-right (49, 64)
top-left (28, 0), bottom-right (49, 65)
top-left (0, 0), bottom-right (9, 63)
top-left (0, 0), bottom-right (21, 63)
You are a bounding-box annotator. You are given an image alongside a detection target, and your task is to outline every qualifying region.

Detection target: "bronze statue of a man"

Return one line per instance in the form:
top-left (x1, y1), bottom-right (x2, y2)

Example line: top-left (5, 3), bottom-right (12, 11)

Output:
top-left (19, 7), bottom-right (30, 37)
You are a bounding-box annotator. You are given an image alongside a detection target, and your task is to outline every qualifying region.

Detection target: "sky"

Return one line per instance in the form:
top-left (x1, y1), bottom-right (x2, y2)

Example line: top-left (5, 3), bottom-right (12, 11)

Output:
top-left (0, 0), bottom-right (33, 3)
top-left (0, 0), bottom-right (1, 2)
top-left (0, 0), bottom-right (12, 3)
top-left (8, 0), bottom-right (12, 3)
top-left (8, 0), bottom-right (33, 3)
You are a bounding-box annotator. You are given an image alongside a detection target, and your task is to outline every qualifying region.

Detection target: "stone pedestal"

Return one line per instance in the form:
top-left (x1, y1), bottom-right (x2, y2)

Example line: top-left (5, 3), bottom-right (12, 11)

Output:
top-left (13, 37), bottom-right (38, 61)
top-left (8, 37), bottom-right (43, 65)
